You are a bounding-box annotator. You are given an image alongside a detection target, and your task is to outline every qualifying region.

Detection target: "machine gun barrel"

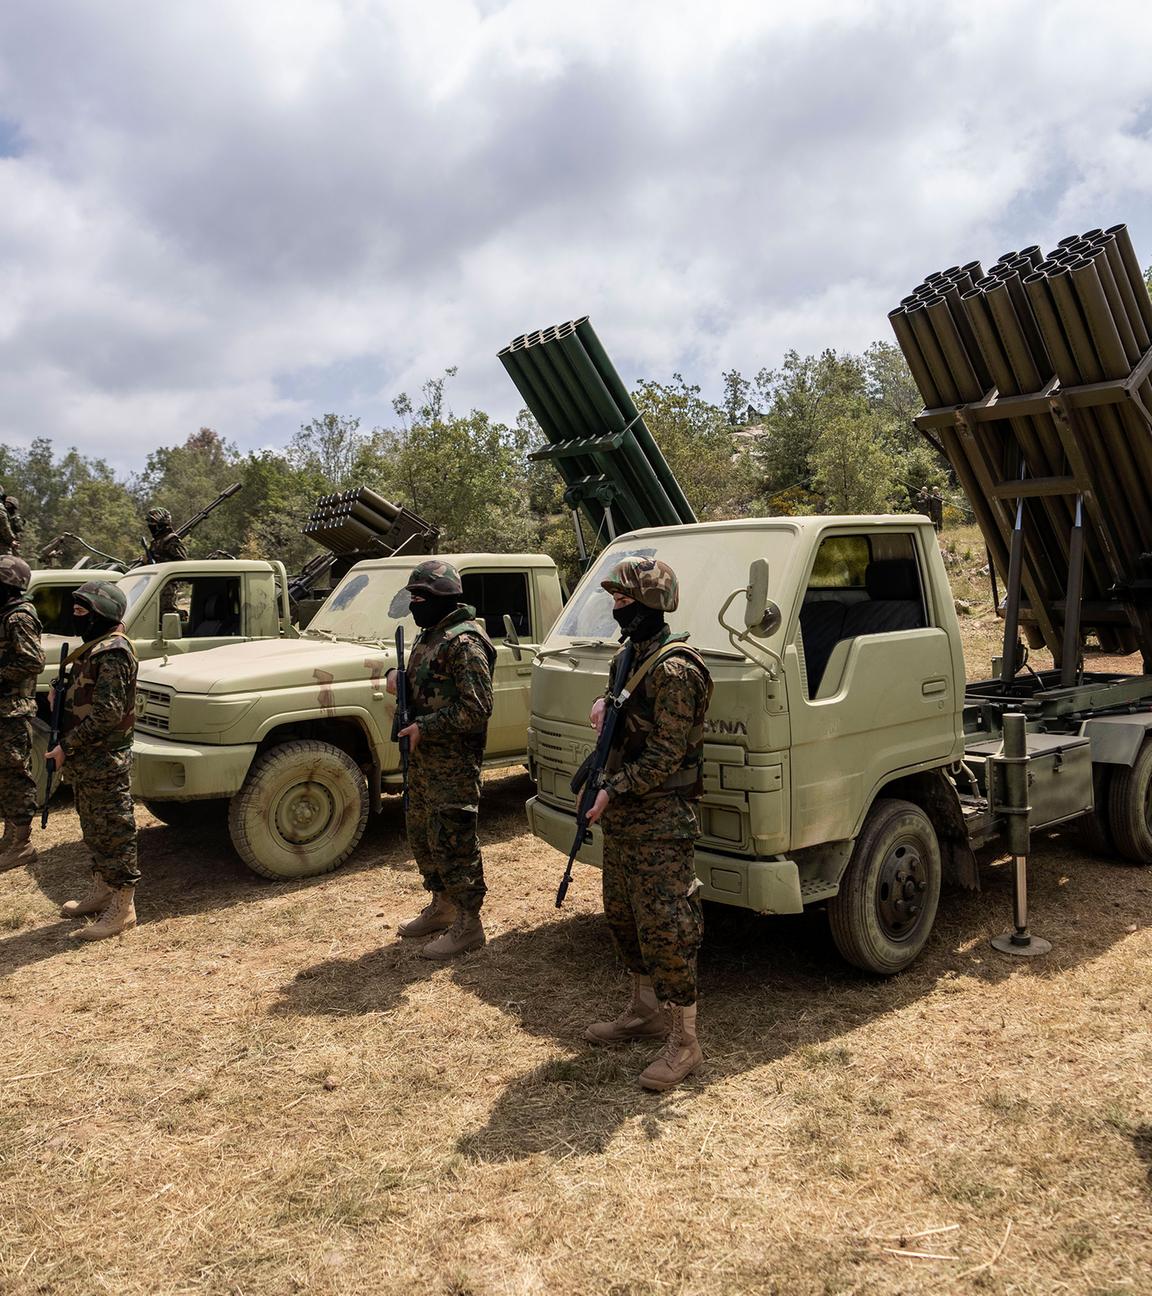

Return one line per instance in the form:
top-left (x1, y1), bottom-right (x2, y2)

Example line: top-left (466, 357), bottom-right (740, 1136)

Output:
top-left (173, 482), bottom-right (243, 540)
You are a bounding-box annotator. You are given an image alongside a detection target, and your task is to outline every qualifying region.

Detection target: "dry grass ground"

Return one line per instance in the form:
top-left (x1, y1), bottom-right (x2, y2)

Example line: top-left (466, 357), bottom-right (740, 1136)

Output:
top-left (2, 538), bottom-right (1152, 1296)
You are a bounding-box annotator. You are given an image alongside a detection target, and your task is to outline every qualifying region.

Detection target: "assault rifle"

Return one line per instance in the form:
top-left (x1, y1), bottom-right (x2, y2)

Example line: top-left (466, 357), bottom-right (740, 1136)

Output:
top-left (555, 639), bottom-right (635, 908)
top-left (132, 482), bottom-right (244, 567)
top-left (41, 643), bottom-right (70, 828)
top-left (392, 626), bottom-right (411, 812)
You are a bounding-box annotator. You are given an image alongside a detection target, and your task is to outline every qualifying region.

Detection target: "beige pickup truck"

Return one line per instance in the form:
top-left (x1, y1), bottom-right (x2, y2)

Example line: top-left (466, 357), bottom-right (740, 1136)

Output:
top-left (131, 553), bottom-right (564, 880)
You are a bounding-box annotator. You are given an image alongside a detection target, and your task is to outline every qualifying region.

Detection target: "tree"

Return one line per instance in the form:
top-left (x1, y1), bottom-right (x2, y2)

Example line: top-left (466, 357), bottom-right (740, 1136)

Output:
top-left (809, 403), bottom-right (900, 514)
top-left (134, 428), bottom-right (245, 556)
top-left (287, 414), bottom-right (367, 488)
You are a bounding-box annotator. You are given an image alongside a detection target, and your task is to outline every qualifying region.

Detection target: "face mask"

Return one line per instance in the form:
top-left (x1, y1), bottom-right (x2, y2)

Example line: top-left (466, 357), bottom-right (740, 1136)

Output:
top-left (72, 609), bottom-right (114, 642)
top-left (0, 583), bottom-right (20, 605)
top-left (612, 603), bottom-right (665, 642)
top-left (410, 594), bottom-right (457, 629)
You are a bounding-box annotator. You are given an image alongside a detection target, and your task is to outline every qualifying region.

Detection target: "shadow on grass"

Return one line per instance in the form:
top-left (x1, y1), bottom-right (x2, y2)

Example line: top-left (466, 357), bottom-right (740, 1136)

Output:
top-left (0, 770), bottom-right (535, 978)
top-left (270, 826), bottom-right (1151, 1162)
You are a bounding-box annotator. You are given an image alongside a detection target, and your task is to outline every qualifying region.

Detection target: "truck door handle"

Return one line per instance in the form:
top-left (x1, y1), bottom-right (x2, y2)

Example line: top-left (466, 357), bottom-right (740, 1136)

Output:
top-left (922, 678), bottom-right (947, 697)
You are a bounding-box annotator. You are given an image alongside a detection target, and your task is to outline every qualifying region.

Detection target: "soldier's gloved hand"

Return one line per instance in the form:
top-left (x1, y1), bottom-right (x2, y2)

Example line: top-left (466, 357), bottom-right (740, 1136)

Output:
top-left (385, 668), bottom-right (398, 696)
top-left (398, 721), bottom-right (421, 752)
top-left (584, 788), bottom-right (610, 825)
top-left (47, 744), bottom-right (65, 771)
top-left (589, 697), bottom-right (606, 734)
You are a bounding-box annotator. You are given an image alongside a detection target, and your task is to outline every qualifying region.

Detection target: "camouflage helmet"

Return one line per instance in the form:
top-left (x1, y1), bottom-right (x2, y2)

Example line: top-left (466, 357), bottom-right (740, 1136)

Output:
top-left (4, 495), bottom-right (18, 511)
top-left (73, 579), bottom-right (127, 622)
top-left (0, 555), bottom-right (31, 591)
top-left (146, 507), bottom-right (172, 528)
top-left (405, 559), bottom-right (463, 598)
top-left (601, 556), bottom-right (679, 612)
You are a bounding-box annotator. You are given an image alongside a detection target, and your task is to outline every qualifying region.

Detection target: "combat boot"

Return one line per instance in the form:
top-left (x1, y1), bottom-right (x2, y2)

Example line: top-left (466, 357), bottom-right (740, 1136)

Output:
top-left (584, 974), bottom-right (670, 1044)
top-left (397, 892), bottom-right (456, 939)
top-left (60, 873), bottom-right (114, 919)
top-left (638, 1003), bottom-right (702, 1091)
top-left (419, 910), bottom-right (485, 960)
top-left (70, 886), bottom-right (137, 942)
top-left (0, 821), bottom-right (35, 873)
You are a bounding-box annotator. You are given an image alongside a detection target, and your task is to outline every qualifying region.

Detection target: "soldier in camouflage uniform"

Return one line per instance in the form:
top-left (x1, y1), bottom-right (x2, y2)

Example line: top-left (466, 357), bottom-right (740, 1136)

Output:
top-left (51, 581), bottom-right (140, 941)
top-left (583, 557), bottom-right (713, 1091)
top-left (0, 498), bottom-right (17, 557)
top-left (4, 498), bottom-right (25, 555)
top-left (0, 556), bottom-right (45, 872)
top-left (385, 560), bottom-right (496, 959)
top-left (146, 507), bottom-right (188, 617)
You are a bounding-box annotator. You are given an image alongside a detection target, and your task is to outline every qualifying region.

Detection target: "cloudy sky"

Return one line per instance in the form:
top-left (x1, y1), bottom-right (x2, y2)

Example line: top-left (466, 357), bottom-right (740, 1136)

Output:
top-left (2, 0), bottom-right (1152, 469)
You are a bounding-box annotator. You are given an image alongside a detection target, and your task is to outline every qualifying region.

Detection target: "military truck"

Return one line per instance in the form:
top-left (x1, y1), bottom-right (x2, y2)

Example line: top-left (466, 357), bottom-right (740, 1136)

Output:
top-left (130, 553), bottom-right (563, 880)
top-left (29, 558), bottom-right (294, 698)
top-left (512, 256), bottom-right (1152, 974)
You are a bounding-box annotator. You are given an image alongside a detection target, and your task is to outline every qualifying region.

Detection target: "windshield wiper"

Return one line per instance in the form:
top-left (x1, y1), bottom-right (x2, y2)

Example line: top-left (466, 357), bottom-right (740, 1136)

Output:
top-left (535, 638), bottom-right (618, 660)
top-left (303, 627), bottom-right (338, 642)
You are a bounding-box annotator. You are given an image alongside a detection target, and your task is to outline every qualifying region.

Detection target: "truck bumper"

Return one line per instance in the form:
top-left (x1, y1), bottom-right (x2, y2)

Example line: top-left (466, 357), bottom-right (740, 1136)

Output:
top-left (525, 795), bottom-right (805, 914)
top-left (130, 733), bottom-right (257, 801)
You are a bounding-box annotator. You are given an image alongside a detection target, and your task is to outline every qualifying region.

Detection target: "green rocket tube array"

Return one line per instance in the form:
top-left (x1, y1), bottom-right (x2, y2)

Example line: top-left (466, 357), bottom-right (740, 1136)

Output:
top-left (890, 224), bottom-right (1152, 666)
top-left (499, 317), bottom-right (697, 543)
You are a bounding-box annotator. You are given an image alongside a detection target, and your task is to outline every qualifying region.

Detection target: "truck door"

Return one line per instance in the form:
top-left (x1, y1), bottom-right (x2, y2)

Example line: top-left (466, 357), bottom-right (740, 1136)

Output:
top-left (461, 569), bottom-right (538, 757)
top-left (787, 530), bottom-right (960, 848)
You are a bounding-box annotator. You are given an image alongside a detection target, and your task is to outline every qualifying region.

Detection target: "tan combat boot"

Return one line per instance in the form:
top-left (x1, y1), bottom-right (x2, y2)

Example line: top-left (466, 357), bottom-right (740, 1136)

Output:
top-left (0, 821), bottom-right (35, 873)
top-left (419, 911), bottom-right (485, 960)
top-left (70, 886), bottom-right (137, 942)
top-left (638, 1003), bottom-right (703, 1091)
top-left (397, 892), bottom-right (456, 940)
top-left (60, 873), bottom-right (114, 919)
top-left (584, 974), bottom-right (670, 1044)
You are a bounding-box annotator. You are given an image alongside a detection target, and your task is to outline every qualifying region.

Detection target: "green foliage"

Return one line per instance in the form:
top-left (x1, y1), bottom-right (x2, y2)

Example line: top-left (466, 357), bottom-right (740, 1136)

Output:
top-left (808, 402), bottom-right (900, 514)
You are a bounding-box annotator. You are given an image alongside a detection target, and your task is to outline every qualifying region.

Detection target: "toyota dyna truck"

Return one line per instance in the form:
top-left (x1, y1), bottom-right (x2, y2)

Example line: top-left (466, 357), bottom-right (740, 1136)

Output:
top-left (508, 262), bottom-right (1152, 973)
top-left (31, 559), bottom-right (295, 698)
top-left (130, 553), bottom-right (564, 880)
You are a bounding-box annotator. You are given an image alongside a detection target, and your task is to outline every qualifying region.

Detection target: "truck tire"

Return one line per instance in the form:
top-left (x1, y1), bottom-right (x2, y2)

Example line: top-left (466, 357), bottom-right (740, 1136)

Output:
top-left (143, 799), bottom-right (226, 829)
top-left (228, 740), bottom-right (369, 880)
top-left (827, 798), bottom-right (942, 975)
top-left (1106, 740), bottom-right (1152, 864)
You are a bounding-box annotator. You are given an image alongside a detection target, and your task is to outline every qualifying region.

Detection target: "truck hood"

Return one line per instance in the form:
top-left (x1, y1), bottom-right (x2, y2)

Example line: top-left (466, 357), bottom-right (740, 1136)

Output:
top-left (137, 637), bottom-right (392, 696)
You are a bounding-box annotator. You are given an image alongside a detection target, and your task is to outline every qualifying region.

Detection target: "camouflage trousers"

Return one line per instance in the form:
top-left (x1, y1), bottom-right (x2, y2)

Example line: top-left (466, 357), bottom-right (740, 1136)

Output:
top-left (0, 716), bottom-right (37, 823)
top-left (406, 739), bottom-right (486, 914)
top-left (600, 794), bottom-right (703, 1006)
top-left (68, 749), bottom-right (139, 888)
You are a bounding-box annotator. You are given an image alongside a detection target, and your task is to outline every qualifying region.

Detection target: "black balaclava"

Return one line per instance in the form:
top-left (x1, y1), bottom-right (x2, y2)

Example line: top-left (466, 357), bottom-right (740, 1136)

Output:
top-left (410, 593), bottom-right (460, 630)
top-left (0, 581), bottom-right (21, 607)
top-left (613, 602), bottom-right (666, 643)
top-left (72, 607), bottom-right (117, 643)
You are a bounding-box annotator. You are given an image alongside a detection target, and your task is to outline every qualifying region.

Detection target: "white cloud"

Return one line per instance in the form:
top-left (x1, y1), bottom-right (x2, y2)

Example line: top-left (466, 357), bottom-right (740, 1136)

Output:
top-left (1, 0), bottom-right (1152, 466)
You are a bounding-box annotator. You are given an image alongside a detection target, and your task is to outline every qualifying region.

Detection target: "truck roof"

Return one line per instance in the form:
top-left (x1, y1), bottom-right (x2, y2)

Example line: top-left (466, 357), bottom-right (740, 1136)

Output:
top-left (129, 559), bottom-right (282, 576)
top-left (349, 552), bottom-right (558, 571)
top-left (608, 515), bottom-right (935, 544)
top-left (29, 567), bottom-right (124, 583)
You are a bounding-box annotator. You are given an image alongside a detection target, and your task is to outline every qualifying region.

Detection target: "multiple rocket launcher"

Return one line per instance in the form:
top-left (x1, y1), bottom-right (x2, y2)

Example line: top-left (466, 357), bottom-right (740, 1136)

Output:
top-left (890, 223), bottom-right (1152, 666)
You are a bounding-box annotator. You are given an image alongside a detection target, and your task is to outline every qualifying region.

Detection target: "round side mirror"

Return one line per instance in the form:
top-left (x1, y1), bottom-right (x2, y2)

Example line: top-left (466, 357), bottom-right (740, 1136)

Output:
top-left (749, 599), bottom-right (782, 639)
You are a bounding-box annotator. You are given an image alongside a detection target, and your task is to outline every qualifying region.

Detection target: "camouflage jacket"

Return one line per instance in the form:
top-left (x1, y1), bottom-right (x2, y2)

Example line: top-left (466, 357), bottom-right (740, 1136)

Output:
top-left (149, 531), bottom-right (187, 563)
top-left (61, 632), bottom-right (138, 755)
top-left (604, 629), bottom-right (712, 801)
top-left (0, 597), bottom-right (45, 719)
top-left (0, 509), bottom-right (14, 550)
top-left (406, 605), bottom-right (495, 743)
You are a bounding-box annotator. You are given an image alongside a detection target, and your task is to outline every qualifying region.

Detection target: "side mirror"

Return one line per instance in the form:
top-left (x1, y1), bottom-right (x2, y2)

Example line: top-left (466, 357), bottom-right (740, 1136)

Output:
top-left (161, 612), bottom-right (182, 642)
top-left (502, 613), bottom-right (524, 662)
top-left (742, 559), bottom-right (782, 637)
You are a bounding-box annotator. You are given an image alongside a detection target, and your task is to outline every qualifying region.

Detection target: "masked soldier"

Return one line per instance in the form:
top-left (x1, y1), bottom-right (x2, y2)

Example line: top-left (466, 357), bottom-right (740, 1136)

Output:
top-left (0, 499), bottom-right (16, 557)
top-left (386, 560), bottom-right (495, 959)
top-left (146, 507), bottom-right (187, 617)
top-left (51, 581), bottom-right (140, 941)
top-left (0, 557), bottom-right (45, 871)
top-left (583, 557), bottom-right (713, 1091)
top-left (4, 498), bottom-right (25, 554)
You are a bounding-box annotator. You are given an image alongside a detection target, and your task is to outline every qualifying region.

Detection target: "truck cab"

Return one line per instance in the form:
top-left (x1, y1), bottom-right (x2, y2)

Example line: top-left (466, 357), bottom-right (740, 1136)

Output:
top-left (33, 559), bottom-right (293, 695)
top-left (129, 553), bottom-right (564, 880)
top-left (527, 516), bottom-right (972, 974)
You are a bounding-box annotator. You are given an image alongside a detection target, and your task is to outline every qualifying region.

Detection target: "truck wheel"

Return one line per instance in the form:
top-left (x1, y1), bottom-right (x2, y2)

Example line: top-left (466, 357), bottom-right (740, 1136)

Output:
top-left (143, 799), bottom-right (226, 829)
top-left (827, 798), bottom-right (941, 975)
top-left (1106, 740), bottom-right (1152, 864)
top-left (228, 740), bottom-right (369, 880)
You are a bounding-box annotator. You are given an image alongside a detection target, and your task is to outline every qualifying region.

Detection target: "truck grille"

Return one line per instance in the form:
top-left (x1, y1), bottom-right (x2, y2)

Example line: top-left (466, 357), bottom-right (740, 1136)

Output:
top-left (135, 686), bottom-right (172, 734)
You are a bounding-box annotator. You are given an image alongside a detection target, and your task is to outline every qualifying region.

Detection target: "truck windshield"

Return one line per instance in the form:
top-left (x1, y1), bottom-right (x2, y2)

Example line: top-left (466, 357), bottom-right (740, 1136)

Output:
top-left (544, 526), bottom-right (799, 656)
top-left (306, 568), bottom-right (415, 643)
top-left (116, 573), bottom-right (155, 615)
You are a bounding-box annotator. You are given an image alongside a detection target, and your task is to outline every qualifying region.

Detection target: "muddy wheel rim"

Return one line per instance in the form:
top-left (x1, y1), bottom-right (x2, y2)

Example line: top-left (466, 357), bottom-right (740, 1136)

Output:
top-left (274, 780), bottom-right (336, 847)
top-left (875, 837), bottom-right (928, 941)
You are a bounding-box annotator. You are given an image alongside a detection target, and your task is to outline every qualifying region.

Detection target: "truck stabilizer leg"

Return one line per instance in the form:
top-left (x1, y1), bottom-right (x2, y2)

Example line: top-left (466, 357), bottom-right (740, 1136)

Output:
top-left (991, 714), bottom-right (1052, 957)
